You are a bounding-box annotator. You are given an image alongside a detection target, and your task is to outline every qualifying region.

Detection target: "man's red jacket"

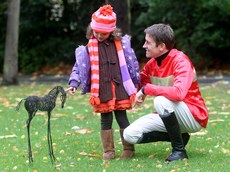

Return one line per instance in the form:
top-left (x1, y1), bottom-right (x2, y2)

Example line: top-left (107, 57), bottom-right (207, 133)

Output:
top-left (140, 49), bottom-right (208, 128)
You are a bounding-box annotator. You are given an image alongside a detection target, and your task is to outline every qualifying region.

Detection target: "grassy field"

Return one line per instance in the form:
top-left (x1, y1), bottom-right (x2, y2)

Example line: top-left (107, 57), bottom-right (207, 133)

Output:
top-left (0, 82), bottom-right (229, 172)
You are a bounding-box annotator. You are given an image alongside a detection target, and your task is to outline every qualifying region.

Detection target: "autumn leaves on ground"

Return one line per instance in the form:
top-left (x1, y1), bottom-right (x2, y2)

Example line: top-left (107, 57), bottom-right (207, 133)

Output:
top-left (0, 83), bottom-right (229, 171)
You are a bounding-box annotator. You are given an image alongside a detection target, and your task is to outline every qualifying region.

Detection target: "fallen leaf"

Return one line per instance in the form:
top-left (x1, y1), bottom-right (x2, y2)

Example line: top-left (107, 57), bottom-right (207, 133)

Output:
top-left (88, 152), bottom-right (101, 158)
top-left (105, 162), bottom-right (110, 168)
top-left (214, 144), bottom-right (219, 148)
top-left (13, 146), bottom-right (19, 152)
top-left (71, 126), bottom-right (80, 130)
top-left (56, 163), bottom-right (62, 168)
top-left (66, 106), bottom-right (74, 110)
top-left (53, 113), bottom-right (69, 117)
top-left (148, 154), bottom-right (155, 159)
top-left (65, 131), bottom-right (71, 136)
top-left (156, 164), bottom-right (163, 168)
top-left (60, 150), bottom-right (65, 154)
top-left (208, 111), bottom-right (218, 115)
top-left (221, 148), bottom-right (229, 154)
top-left (0, 134), bottom-right (17, 139)
top-left (36, 112), bottom-right (46, 116)
top-left (79, 151), bottom-right (87, 156)
top-left (219, 112), bottom-right (230, 115)
top-left (191, 130), bottom-right (208, 136)
top-left (69, 162), bottom-right (75, 167)
top-left (209, 119), bottom-right (225, 122)
top-left (75, 129), bottom-right (93, 134)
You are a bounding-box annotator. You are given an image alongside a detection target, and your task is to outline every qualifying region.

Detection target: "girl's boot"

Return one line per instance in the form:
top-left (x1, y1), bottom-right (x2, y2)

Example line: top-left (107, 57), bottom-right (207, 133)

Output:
top-left (100, 129), bottom-right (115, 160)
top-left (120, 129), bottom-right (135, 159)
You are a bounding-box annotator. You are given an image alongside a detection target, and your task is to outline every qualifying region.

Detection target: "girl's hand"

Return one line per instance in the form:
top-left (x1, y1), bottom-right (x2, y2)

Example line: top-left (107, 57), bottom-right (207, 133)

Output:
top-left (66, 87), bottom-right (76, 96)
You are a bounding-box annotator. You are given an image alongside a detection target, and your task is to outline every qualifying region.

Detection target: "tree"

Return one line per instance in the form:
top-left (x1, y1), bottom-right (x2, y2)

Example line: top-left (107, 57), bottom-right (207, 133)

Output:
top-left (108, 0), bottom-right (131, 35)
top-left (2, 0), bottom-right (20, 85)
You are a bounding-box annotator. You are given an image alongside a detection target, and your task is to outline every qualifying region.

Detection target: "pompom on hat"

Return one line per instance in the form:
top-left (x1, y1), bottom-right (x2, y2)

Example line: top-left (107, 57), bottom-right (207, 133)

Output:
top-left (90, 5), bottom-right (116, 33)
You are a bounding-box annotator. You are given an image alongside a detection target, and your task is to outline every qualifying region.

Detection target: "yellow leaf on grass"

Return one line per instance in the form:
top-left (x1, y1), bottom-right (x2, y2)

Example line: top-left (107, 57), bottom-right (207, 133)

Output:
top-left (66, 106), bottom-right (74, 110)
top-left (79, 151), bottom-right (100, 158)
top-left (69, 162), bottom-right (75, 167)
top-left (13, 146), bottom-right (19, 152)
top-left (191, 130), bottom-right (208, 136)
top-left (221, 148), bottom-right (229, 154)
top-left (156, 164), bottom-right (163, 168)
top-left (0, 134), bottom-right (17, 139)
top-left (65, 131), bottom-right (71, 136)
top-left (148, 154), bottom-right (155, 159)
top-left (79, 151), bottom-right (87, 156)
top-left (60, 150), bottom-right (65, 154)
top-left (105, 162), bottom-right (110, 168)
top-left (209, 111), bottom-right (218, 115)
top-left (76, 115), bottom-right (85, 120)
top-left (75, 129), bottom-right (93, 134)
top-left (209, 119), bottom-right (225, 122)
top-left (36, 112), bottom-right (46, 116)
top-left (2, 98), bottom-right (10, 107)
top-left (219, 112), bottom-right (230, 115)
top-left (88, 152), bottom-right (101, 158)
top-left (53, 113), bottom-right (69, 117)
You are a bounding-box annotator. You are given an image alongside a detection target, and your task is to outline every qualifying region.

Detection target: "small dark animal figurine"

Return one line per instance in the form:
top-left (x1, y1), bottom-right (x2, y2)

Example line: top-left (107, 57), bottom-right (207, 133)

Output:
top-left (16, 86), bottom-right (67, 164)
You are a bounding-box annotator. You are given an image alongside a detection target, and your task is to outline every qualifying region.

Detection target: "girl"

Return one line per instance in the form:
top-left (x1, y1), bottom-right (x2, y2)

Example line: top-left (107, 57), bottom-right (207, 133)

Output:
top-left (67, 5), bottom-right (140, 160)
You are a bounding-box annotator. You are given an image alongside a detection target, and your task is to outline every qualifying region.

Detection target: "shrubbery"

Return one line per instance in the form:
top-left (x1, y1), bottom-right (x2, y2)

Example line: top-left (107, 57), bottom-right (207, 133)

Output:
top-left (0, 0), bottom-right (229, 73)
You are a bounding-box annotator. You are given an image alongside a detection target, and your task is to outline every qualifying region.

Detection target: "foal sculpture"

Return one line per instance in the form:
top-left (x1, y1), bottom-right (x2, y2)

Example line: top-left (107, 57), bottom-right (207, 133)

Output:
top-left (16, 86), bottom-right (67, 163)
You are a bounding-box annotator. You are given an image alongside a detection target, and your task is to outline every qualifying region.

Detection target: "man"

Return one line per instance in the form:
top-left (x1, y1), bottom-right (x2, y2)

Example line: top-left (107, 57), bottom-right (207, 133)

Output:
top-left (123, 23), bottom-right (208, 162)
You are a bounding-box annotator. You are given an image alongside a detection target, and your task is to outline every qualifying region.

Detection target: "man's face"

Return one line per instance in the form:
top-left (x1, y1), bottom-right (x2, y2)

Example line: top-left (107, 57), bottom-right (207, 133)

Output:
top-left (143, 33), bottom-right (162, 58)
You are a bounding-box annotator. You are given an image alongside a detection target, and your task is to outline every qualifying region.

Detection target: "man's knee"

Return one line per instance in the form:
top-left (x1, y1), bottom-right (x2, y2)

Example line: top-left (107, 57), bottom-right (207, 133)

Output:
top-left (123, 127), bottom-right (142, 144)
top-left (154, 96), bottom-right (173, 115)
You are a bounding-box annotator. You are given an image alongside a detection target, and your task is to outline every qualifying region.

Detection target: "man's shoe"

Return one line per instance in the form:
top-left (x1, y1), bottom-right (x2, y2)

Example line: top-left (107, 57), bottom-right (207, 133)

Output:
top-left (165, 150), bottom-right (188, 162)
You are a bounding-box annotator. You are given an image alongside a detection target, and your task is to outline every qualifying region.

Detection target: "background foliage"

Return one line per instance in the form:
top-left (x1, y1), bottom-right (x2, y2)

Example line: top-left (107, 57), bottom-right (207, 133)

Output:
top-left (0, 0), bottom-right (230, 73)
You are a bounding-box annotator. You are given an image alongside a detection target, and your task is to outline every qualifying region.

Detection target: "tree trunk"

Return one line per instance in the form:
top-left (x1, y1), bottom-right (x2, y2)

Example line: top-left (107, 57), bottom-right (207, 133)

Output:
top-left (2, 0), bottom-right (20, 85)
top-left (107, 0), bottom-right (131, 35)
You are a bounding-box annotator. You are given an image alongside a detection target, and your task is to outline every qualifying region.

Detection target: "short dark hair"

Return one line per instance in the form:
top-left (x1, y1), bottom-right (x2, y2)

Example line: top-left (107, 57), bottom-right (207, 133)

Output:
top-left (144, 23), bottom-right (175, 50)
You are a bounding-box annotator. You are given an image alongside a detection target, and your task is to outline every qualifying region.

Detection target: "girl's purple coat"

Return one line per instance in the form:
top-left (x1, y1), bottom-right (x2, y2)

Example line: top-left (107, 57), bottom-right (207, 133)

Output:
top-left (68, 35), bottom-right (140, 94)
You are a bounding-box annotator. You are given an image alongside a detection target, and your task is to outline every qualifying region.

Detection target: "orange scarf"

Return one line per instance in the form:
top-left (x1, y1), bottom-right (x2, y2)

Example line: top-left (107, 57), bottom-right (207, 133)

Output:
top-left (88, 38), bottom-right (136, 105)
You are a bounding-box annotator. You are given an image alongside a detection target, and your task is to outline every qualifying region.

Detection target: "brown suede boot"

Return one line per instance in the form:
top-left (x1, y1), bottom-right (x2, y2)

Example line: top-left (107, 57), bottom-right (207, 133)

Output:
top-left (120, 129), bottom-right (135, 159)
top-left (100, 129), bottom-right (115, 160)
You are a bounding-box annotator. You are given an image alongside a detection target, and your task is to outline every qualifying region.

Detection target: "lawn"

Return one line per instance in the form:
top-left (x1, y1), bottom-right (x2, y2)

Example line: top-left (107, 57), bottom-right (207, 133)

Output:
top-left (0, 81), bottom-right (229, 172)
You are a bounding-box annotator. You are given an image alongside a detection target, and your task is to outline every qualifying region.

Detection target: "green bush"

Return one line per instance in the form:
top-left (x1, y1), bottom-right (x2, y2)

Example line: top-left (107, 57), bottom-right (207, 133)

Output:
top-left (131, 0), bottom-right (230, 70)
top-left (18, 37), bottom-right (76, 74)
top-left (1, 0), bottom-right (230, 73)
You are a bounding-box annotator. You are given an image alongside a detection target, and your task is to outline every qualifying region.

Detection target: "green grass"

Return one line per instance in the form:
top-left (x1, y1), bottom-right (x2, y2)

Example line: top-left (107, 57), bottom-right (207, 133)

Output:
top-left (0, 83), bottom-right (229, 172)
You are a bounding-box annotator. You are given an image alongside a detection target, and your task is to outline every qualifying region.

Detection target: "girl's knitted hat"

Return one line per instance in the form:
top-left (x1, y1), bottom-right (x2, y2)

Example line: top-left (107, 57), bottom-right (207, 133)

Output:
top-left (90, 5), bottom-right (116, 33)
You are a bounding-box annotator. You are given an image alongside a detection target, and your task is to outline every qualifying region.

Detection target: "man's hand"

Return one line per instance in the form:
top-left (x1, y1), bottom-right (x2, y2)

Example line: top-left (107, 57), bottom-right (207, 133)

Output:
top-left (134, 88), bottom-right (146, 107)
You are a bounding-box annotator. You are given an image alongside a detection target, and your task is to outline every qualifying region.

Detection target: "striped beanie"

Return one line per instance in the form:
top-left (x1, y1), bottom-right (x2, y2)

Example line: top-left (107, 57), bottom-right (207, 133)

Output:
top-left (90, 5), bottom-right (116, 33)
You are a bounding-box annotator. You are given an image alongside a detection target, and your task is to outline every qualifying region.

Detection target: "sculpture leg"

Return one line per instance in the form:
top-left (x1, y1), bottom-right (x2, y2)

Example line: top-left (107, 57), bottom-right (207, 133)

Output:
top-left (47, 112), bottom-right (55, 163)
top-left (26, 116), bottom-right (33, 163)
